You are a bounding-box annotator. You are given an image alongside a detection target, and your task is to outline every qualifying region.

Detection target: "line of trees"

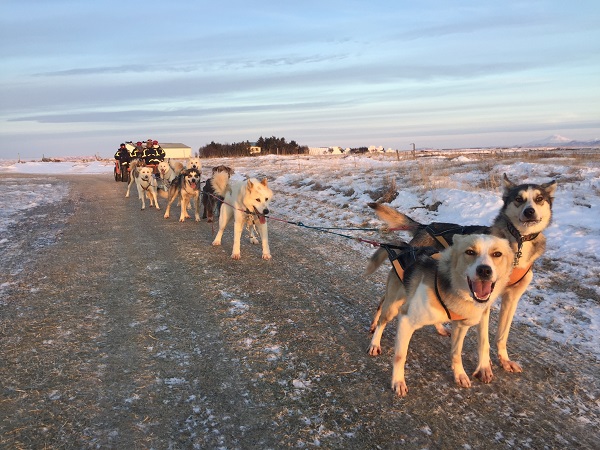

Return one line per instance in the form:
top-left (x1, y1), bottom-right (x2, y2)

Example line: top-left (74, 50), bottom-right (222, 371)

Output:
top-left (199, 136), bottom-right (309, 158)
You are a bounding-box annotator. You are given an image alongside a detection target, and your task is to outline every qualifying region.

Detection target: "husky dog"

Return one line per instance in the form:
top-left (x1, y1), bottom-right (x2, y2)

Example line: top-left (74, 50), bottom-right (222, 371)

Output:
top-left (367, 174), bottom-right (557, 375)
top-left (202, 165), bottom-right (235, 222)
top-left (156, 160), bottom-right (180, 195)
top-left (126, 165), bottom-right (159, 210)
top-left (389, 234), bottom-right (514, 396)
top-left (125, 158), bottom-right (143, 198)
top-left (212, 177), bottom-right (273, 260)
top-left (187, 157), bottom-right (202, 171)
top-left (163, 168), bottom-right (202, 222)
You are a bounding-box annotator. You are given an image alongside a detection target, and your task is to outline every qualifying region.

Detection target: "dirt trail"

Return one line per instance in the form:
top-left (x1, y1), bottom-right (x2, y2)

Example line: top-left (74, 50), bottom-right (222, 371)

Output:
top-left (1, 174), bottom-right (598, 449)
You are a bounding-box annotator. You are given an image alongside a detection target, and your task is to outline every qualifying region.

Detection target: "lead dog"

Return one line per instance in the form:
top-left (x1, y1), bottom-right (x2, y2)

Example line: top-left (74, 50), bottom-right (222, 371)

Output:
top-left (389, 234), bottom-right (514, 396)
top-left (202, 165), bottom-right (235, 222)
top-left (211, 177), bottom-right (273, 260)
top-left (163, 168), bottom-right (202, 222)
top-left (127, 165), bottom-right (159, 210)
top-left (367, 174), bottom-right (557, 375)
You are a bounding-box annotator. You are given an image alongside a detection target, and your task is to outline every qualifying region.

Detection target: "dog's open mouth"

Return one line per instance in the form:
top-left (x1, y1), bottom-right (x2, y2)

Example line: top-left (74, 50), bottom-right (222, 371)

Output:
top-left (520, 218), bottom-right (542, 227)
top-left (253, 207), bottom-right (267, 224)
top-left (189, 181), bottom-right (198, 189)
top-left (468, 277), bottom-right (495, 303)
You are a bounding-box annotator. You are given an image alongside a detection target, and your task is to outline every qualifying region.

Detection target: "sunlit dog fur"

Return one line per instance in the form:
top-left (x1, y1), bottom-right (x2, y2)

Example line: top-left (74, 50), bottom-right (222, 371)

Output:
top-left (367, 174), bottom-right (557, 376)
top-left (125, 158), bottom-right (143, 198)
top-left (163, 168), bottom-right (202, 222)
top-left (187, 157), bottom-right (202, 171)
top-left (127, 165), bottom-right (159, 210)
top-left (211, 176), bottom-right (273, 260)
top-left (202, 165), bottom-right (235, 222)
top-left (389, 234), bottom-right (513, 396)
top-left (157, 159), bottom-right (181, 196)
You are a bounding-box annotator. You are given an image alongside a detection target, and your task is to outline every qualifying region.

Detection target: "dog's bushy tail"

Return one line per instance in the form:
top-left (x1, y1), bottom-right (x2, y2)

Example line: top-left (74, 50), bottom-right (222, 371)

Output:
top-left (365, 203), bottom-right (422, 275)
top-left (211, 171), bottom-right (230, 197)
top-left (368, 203), bottom-right (421, 231)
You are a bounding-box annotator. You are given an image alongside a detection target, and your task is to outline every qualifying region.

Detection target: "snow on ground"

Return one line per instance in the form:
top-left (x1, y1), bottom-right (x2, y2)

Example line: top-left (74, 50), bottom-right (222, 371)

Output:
top-left (1, 154), bottom-right (598, 359)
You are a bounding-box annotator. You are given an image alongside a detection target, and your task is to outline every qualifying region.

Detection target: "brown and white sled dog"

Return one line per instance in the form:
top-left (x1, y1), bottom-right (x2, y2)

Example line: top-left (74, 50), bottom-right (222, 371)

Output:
top-left (211, 177), bottom-right (273, 260)
top-left (202, 165), bottom-right (235, 222)
top-left (388, 234), bottom-right (514, 396)
top-left (126, 165), bottom-right (160, 210)
top-left (163, 168), bottom-right (202, 222)
top-left (367, 174), bottom-right (557, 375)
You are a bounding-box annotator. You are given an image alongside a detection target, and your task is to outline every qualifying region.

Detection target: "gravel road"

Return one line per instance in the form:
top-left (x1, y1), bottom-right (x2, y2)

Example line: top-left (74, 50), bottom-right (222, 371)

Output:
top-left (1, 174), bottom-right (598, 449)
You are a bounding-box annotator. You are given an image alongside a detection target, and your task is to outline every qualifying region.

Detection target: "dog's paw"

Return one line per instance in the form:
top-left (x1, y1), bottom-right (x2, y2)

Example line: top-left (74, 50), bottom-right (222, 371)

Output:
top-left (164, 213), bottom-right (170, 219)
top-left (454, 372), bottom-right (472, 388)
top-left (212, 240), bottom-right (221, 246)
top-left (250, 237), bottom-right (259, 244)
top-left (499, 357), bottom-right (523, 373)
top-left (435, 323), bottom-right (451, 337)
top-left (368, 345), bottom-right (381, 356)
top-left (231, 253), bottom-right (241, 260)
top-left (195, 217), bottom-right (200, 222)
top-left (473, 366), bottom-right (494, 384)
top-left (262, 253), bottom-right (271, 260)
top-left (125, 193), bottom-right (130, 198)
top-left (392, 380), bottom-right (408, 397)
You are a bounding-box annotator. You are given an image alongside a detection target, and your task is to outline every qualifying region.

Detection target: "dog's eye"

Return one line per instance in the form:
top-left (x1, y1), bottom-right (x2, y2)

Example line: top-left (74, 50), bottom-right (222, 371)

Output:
top-left (535, 195), bottom-right (544, 204)
top-left (515, 196), bottom-right (524, 203)
top-left (492, 251), bottom-right (503, 258)
top-left (265, 198), bottom-right (269, 201)
top-left (465, 249), bottom-right (476, 256)
top-left (256, 198), bottom-right (260, 202)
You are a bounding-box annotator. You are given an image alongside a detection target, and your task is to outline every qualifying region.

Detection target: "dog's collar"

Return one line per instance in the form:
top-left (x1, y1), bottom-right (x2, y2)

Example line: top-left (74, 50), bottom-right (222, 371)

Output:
top-left (434, 271), bottom-right (465, 321)
top-left (503, 214), bottom-right (539, 267)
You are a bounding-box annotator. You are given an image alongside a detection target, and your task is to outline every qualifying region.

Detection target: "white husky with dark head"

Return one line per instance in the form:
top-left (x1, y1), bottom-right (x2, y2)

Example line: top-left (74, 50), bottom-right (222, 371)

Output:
top-left (211, 174), bottom-right (273, 260)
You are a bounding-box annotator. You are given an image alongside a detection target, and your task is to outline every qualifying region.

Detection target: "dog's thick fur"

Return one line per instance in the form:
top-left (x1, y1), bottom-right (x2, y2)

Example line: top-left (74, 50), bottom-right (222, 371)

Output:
top-left (202, 165), bottom-right (234, 222)
top-left (156, 159), bottom-right (181, 196)
top-left (367, 174), bottom-right (557, 375)
top-left (126, 165), bottom-right (159, 210)
top-left (187, 157), bottom-right (202, 171)
top-left (389, 234), bottom-right (514, 396)
top-left (211, 177), bottom-right (273, 260)
top-left (163, 168), bottom-right (202, 222)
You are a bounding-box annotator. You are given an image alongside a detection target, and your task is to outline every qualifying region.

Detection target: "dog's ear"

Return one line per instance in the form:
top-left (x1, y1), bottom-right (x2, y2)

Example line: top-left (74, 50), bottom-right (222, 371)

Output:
top-left (246, 179), bottom-right (254, 191)
top-left (261, 178), bottom-right (268, 187)
top-left (503, 173), bottom-right (516, 190)
top-left (542, 180), bottom-right (558, 198)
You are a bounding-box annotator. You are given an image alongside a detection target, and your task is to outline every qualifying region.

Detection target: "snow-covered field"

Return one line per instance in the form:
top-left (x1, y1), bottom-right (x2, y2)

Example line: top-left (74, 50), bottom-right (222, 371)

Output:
top-left (1, 152), bottom-right (598, 359)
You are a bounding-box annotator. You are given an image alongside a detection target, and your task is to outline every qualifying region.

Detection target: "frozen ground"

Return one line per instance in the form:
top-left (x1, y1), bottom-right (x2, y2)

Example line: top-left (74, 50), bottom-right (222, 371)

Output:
top-left (1, 152), bottom-right (598, 359)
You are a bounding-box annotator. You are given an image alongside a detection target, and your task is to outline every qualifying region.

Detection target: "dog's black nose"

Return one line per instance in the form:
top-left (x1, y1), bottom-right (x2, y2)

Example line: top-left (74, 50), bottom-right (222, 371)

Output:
top-left (523, 207), bottom-right (536, 218)
top-left (476, 265), bottom-right (493, 279)
top-left (263, 208), bottom-right (269, 216)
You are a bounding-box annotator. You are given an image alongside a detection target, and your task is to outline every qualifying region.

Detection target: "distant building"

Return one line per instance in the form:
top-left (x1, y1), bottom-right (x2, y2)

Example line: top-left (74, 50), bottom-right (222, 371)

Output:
top-left (308, 146), bottom-right (346, 155)
top-left (249, 143), bottom-right (262, 154)
top-left (159, 143), bottom-right (192, 159)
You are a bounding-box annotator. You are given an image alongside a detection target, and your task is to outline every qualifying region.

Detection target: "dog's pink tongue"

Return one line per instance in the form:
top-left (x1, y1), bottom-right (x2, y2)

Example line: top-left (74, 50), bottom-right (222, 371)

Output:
top-left (259, 215), bottom-right (266, 224)
top-left (190, 182), bottom-right (197, 189)
top-left (472, 280), bottom-right (493, 300)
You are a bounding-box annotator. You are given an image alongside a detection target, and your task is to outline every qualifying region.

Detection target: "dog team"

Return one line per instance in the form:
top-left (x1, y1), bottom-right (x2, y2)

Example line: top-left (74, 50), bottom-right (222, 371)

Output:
top-left (121, 156), bottom-right (558, 397)
top-left (124, 157), bottom-right (272, 260)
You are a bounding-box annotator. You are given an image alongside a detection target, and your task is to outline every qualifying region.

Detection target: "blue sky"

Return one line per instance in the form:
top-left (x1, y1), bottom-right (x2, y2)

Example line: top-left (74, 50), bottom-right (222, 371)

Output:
top-left (1, 1), bottom-right (599, 158)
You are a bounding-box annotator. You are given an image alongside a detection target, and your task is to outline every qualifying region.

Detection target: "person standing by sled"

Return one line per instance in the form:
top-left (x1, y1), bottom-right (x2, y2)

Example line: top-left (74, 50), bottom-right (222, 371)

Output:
top-left (114, 143), bottom-right (131, 180)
